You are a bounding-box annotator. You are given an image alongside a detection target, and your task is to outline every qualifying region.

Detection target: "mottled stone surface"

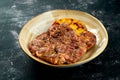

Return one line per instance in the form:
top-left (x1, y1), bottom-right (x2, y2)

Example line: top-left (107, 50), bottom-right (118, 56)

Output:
top-left (0, 0), bottom-right (120, 80)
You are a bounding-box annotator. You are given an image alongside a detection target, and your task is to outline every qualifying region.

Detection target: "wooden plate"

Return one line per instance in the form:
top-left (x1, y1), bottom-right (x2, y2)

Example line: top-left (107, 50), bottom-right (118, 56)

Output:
top-left (19, 10), bottom-right (108, 67)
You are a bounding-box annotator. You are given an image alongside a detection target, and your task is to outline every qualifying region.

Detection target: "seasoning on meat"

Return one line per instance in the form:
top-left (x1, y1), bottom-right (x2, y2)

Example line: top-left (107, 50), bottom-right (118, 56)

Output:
top-left (28, 18), bottom-right (96, 65)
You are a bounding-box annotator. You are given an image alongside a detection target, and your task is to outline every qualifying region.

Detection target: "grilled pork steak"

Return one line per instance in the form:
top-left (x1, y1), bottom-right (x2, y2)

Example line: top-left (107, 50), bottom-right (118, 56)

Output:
top-left (28, 18), bottom-right (96, 65)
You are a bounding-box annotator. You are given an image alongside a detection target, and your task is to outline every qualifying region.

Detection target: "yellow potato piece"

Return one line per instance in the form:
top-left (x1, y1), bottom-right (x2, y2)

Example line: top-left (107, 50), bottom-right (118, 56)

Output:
top-left (54, 18), bottom-right (87, 35)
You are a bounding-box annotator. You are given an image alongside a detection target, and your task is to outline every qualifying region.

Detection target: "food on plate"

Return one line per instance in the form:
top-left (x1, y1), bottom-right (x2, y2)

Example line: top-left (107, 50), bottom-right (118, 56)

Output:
top-left (28, 18), bottom-right (96, 65)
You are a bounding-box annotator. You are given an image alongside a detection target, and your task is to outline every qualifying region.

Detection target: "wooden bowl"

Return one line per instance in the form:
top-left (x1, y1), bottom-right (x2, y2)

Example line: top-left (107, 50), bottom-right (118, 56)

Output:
top-left (19, 10), bottom-right (108, 67)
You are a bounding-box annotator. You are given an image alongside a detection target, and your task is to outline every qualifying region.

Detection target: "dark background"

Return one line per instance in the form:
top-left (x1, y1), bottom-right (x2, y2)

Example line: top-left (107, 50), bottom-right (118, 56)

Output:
top-left (0, 0), bottom-right (120, 80)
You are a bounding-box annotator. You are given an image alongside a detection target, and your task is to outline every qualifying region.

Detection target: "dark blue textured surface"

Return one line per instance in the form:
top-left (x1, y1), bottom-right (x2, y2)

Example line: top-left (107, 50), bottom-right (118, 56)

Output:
top-left (0, 0), bottom-right (120, 80)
